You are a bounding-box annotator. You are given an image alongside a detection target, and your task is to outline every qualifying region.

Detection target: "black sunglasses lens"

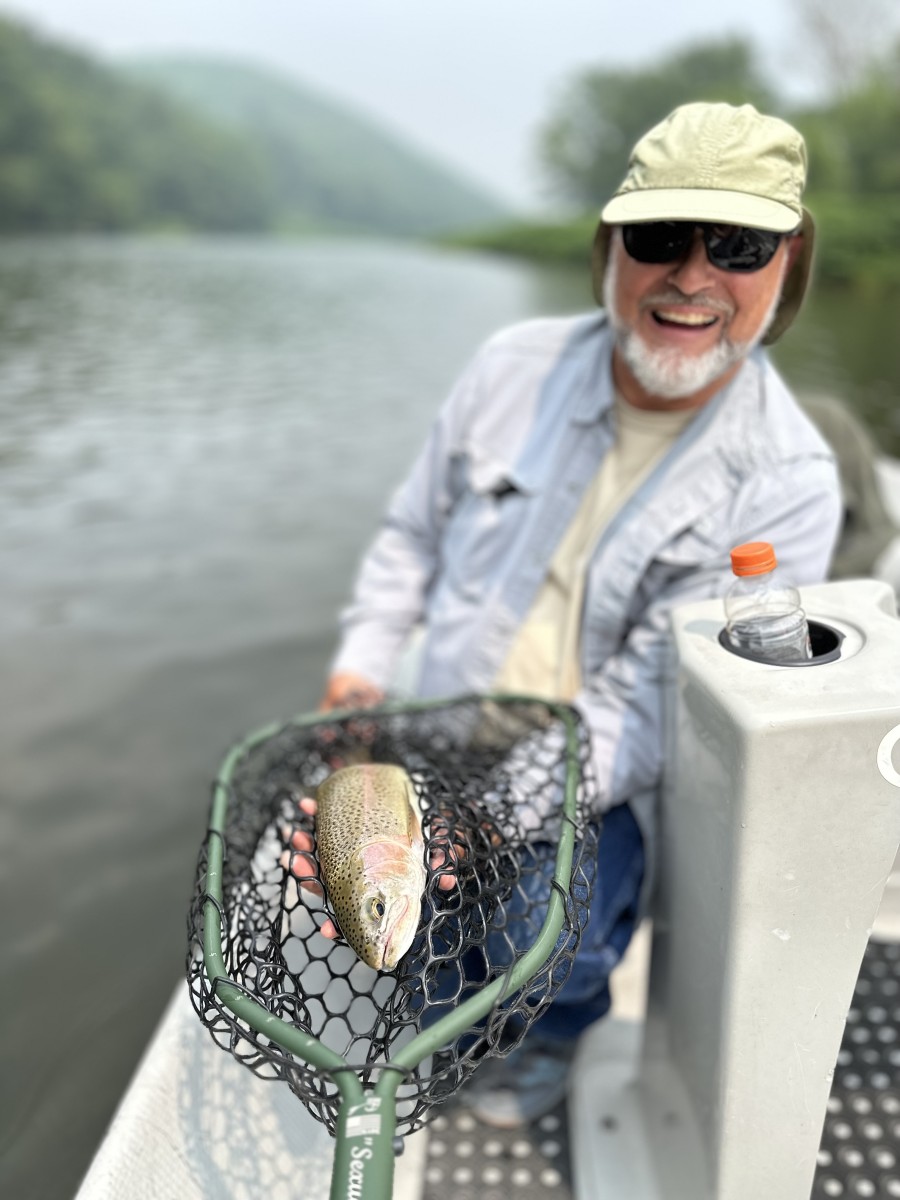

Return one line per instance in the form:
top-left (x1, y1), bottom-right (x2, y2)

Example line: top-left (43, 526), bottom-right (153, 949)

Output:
top-left (622, 222), bottom-right (693, 264)
top-left (705, 225), bottom-right (782, 272)
top-left (622, 222), bottom-right (783, 272)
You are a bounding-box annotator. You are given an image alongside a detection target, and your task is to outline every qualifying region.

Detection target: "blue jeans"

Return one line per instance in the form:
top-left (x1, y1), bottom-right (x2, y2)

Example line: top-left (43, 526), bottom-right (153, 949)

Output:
top-left (421, 802), bottom-right (645, 1043)
top-left (528, 801), bottom-right (644, 1040)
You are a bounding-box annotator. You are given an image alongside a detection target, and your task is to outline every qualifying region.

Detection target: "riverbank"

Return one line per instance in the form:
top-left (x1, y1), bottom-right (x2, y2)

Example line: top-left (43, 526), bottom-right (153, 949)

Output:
top-left (445, 196), bottom-right (900, 292)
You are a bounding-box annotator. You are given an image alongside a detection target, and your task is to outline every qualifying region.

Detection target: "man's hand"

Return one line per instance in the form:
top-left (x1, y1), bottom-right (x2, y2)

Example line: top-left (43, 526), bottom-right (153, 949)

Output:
top-left (319, 673), bottom-right (384, 712)
top-left (287, 797), bottom-right (340, 940)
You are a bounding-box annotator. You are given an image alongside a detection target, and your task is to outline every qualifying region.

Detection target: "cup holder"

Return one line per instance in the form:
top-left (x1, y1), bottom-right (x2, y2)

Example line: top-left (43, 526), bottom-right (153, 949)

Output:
top-left (717, 620), bottom-right (844, 666)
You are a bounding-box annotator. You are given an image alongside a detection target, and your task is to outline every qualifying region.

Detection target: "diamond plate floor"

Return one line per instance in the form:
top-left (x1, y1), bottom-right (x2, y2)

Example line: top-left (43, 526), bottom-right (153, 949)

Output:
top-left (422, 938), bottom-right (900, 1200)
top-left (812, 939), bottom-right (900, 1199)
top-left (421, 1100), bottom-right (572, 1200)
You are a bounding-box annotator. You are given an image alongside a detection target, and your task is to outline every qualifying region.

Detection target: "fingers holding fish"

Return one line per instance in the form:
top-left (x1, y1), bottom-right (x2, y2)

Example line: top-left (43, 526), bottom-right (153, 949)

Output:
top-left (426, 808), bottom-right (505, 889)
top-left (426, 813), bottom-right (463, 892)
top-left (287, 789), bottom-right (495, 897)
top-left (288, 786), bottom-right (459, 916)
top-left (286, 797), bottom-right (322, 892)
top-left (280, 799), bottom-right (341, 940)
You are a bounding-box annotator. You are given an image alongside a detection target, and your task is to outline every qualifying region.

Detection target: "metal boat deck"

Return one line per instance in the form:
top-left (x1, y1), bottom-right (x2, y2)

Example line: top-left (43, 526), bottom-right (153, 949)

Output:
top-left (75, 836), bottom-right (900, 1200)
top-left (420, 937), bottom-right (900, 1200)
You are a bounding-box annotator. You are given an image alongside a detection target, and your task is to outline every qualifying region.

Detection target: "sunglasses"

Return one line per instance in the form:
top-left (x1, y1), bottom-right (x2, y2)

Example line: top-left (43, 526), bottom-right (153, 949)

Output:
top-left (622, 221), bottom-right (784, 273)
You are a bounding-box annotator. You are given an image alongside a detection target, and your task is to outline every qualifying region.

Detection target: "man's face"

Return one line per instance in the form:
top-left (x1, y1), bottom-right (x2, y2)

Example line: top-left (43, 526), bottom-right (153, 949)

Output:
top-left (604, 225), bottom-right (803, 406)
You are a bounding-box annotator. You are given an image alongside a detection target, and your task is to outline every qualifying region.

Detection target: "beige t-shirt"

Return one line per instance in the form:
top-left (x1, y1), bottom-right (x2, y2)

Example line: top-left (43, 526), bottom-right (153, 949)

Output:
top-left (494, 393), bottom-right (696, 700)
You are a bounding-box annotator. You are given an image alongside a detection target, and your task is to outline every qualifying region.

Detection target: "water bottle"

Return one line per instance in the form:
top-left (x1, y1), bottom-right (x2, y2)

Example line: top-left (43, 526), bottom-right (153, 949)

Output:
top-left (724, 542), bottom-right (812, 664)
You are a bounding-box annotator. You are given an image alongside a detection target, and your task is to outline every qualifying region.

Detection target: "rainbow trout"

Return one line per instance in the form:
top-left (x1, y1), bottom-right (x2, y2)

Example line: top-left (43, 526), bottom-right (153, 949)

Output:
top-left (315, 763), bottom-right (427, 971)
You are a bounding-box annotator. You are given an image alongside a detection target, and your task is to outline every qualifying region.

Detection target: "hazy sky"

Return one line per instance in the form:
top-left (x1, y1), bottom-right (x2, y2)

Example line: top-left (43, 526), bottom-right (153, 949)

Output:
top-left (5, 2), bottom-right (827, 210)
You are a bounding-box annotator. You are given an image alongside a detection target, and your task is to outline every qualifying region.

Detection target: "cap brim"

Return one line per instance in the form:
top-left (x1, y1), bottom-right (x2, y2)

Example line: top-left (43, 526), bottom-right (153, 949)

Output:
top-left (601, 188), bottom-right (801, 232)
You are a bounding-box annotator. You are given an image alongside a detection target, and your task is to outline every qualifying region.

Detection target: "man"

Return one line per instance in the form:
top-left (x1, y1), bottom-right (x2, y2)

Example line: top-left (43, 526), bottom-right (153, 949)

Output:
top-left (300, 103), bottom-right (842, 1127)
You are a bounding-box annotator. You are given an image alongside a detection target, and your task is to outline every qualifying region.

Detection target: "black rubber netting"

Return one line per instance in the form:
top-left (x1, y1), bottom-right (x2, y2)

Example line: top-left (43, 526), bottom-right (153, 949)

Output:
top-left (187, 696), bottom-right (600, 1137)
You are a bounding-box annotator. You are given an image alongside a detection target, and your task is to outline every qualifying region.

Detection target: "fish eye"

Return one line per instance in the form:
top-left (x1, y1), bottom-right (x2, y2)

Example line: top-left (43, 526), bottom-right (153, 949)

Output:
top-left (370, 898), bottom-right (385, 920)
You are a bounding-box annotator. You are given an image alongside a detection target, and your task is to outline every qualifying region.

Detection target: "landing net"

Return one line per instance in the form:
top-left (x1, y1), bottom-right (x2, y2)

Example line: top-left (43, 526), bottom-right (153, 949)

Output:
top-left (187, 696), bottom-right (600, 1136)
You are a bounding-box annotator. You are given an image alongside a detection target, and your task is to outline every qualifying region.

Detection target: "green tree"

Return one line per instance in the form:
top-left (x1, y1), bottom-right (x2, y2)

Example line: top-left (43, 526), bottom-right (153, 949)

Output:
top-left (793, 47), bottom-right (900, 286)
top-left (789, 0), bottom-right (900, 97)
top-left (0, 15), bottom-right (278, 233)
top-left (536, 38), bottom-right (777, 209)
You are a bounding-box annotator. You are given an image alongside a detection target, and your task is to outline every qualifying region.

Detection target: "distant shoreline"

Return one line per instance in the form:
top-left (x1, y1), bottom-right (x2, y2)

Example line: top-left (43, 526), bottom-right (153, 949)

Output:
top-left (442, 203), bottom-right (900, 292)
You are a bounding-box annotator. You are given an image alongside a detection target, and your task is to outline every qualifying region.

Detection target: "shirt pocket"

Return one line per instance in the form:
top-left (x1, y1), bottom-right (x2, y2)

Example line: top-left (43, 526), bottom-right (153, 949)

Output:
top-left (442, 448), bottom-right (535, 601)
top-left (650, 513), bottom-right (727, 571)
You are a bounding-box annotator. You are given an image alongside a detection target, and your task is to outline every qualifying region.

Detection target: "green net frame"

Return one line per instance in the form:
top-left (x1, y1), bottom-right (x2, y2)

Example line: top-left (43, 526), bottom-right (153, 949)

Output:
top-left (187, 694), bottom-right (600, 1142)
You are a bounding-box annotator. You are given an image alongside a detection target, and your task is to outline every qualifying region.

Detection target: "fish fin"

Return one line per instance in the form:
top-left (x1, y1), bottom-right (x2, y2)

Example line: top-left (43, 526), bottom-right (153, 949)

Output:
top-left (404, 776), bottom-right (425, 852)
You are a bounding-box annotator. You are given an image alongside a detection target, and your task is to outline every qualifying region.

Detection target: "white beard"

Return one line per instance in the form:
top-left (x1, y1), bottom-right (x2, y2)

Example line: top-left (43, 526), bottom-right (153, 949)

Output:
top-left (602, 248), bottom-right (785, 402)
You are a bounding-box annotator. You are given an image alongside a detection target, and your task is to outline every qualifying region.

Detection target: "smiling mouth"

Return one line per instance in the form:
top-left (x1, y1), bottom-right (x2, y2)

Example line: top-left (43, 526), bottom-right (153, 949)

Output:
top-left (651, 308), bottom-right (720, 329)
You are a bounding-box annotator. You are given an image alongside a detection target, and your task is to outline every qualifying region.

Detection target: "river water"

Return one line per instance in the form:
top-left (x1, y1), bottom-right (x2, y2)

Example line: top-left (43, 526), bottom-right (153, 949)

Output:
top-left (0, 236), bottom-right (897, 1199)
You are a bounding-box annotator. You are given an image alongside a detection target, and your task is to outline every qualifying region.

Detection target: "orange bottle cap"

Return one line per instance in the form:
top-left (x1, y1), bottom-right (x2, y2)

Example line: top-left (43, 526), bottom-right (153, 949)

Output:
top-left (730, 541), bottom-right (777, 576)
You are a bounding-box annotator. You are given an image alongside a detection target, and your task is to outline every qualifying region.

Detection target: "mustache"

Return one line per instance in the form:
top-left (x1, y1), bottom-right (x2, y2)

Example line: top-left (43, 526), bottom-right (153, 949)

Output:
top-left (640, 289), bottom-right (734, 319)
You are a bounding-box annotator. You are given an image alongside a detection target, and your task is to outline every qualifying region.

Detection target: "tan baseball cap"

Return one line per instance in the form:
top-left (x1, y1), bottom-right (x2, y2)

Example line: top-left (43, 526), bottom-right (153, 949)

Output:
top-left (592, 102), bottom-right (815, 343)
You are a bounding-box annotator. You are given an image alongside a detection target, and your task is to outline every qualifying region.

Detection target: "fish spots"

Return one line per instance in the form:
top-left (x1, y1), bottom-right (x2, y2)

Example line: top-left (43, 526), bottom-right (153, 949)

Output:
top-left (314, 763), bottom-right (427, 970)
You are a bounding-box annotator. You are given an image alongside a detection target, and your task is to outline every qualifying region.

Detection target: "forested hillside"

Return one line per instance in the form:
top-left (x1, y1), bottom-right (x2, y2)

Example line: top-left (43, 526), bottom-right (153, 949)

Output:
top-left (0, 17), bottom-right (276, 232)
top-left (123, 58), bottom-right (508, 238)
top-left (0, 16), bottom-right (506, 236)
